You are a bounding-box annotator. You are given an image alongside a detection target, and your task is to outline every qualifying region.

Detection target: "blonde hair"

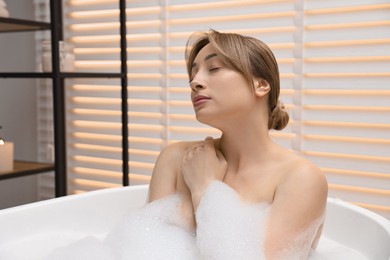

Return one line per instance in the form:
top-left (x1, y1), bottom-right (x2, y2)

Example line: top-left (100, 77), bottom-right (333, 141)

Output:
top-left (185, 29), bottom-right (289, 130)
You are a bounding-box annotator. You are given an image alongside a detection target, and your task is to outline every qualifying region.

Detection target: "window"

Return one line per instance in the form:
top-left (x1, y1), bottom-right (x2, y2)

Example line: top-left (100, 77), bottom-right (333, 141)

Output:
top-left (38, 0), bottom-right (390, 219)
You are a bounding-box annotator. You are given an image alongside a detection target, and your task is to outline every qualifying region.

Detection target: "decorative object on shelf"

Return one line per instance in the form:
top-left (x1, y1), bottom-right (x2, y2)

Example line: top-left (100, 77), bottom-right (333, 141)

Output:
top-left (0, 125), bottom-right (13, 171)
top-left (0, 0), bottom-right (9, 17)
top-left (0, 138), bottom-right (13, 172)
top-left (42, 40), bottom-right (75, 72)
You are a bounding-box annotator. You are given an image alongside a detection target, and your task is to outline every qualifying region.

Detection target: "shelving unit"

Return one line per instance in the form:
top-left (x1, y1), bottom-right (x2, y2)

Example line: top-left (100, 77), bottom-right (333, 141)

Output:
top-left (0, 0), bottom-right (128, 196)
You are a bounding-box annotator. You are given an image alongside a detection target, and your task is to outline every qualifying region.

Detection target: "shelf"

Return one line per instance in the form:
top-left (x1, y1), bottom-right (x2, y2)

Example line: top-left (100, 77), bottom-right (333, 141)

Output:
top-left (0, 72), bottom-right (123, 79)
top-left (0, 72), bottom-right (52, 78)
top-left (0, 160), bottom-right (54, 180)
top-left (0, 17), bottom-right (50, 33)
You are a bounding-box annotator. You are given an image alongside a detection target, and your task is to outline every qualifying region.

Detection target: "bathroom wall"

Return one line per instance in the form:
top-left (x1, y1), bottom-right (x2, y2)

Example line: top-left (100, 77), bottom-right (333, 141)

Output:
top-left (0, 1), bottom-right (39, 209)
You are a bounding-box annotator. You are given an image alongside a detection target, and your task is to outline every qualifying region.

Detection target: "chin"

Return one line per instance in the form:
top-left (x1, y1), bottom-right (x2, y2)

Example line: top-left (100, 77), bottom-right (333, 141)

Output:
top-left (195, 113), bottom-right (222, 131)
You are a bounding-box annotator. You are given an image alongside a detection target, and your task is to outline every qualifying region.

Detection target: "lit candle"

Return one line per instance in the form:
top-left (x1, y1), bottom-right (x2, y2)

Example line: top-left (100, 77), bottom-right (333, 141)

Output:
top-left (0, 139), bottom-right (13, 171)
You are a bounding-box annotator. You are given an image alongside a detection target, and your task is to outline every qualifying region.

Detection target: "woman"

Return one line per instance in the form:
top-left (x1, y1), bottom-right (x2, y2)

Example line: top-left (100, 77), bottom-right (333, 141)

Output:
top-left (148, 30), bottom-right (328, 259)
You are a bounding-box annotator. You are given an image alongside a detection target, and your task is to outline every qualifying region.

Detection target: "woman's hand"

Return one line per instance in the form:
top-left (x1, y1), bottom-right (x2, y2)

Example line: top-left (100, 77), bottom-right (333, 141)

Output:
top-left (181, 137), bottom-right (227, 210)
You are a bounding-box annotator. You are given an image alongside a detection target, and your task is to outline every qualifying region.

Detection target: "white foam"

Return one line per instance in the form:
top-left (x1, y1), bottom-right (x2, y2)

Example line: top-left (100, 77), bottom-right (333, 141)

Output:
top-left (195, 181), bottom-right (269, 259)
top-left (42, 182), bottom-right (370, 260)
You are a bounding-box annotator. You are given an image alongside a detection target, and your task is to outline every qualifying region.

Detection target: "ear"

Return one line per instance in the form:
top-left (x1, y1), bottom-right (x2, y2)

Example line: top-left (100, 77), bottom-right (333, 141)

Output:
top-left (253, 79), bottom-right (270, 97)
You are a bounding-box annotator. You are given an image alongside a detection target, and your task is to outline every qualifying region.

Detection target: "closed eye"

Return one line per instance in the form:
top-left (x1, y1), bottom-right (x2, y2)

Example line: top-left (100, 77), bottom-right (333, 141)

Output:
top-left (209, 67), bottom-right (220, 72)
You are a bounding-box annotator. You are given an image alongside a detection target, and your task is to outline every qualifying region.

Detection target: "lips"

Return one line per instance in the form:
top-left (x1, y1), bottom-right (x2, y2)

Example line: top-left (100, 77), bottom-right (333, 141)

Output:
top-left (192, 95), bottom-right (211, 106)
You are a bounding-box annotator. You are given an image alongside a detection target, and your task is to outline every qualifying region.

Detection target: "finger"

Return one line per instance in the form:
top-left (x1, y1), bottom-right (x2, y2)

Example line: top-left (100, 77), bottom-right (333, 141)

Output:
top-left (215, 149), bottom-right (226, 163)
top-left (204, 136), bottom-right (214, 149)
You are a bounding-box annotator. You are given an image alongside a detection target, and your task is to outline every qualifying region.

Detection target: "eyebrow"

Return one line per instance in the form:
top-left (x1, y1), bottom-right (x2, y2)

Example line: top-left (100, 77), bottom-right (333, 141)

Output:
top-left (191, 53), bottom-right (218, 69)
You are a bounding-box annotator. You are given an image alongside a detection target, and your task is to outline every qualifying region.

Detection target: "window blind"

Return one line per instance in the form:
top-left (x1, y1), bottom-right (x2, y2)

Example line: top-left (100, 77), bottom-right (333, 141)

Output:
top-left (301, 0), bottom-right (390, 218)
top-left (37, 0), bottom-right (389, 219)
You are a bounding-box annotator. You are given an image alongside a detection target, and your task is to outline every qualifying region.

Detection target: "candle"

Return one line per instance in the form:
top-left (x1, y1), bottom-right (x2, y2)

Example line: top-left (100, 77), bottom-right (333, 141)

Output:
top-left (0, 140), bottom-right (13, 171)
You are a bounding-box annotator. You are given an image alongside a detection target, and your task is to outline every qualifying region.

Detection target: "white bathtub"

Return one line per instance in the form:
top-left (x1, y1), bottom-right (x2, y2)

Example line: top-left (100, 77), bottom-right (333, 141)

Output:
top-left (0, 185), bottom-right (389, 260)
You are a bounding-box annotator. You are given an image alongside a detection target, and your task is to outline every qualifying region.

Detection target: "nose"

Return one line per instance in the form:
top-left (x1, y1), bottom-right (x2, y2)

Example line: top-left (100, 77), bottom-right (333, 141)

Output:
top-left (190, 82), bottom-right (203, 92)
top-left (189, 77), bottom-right (204, 92)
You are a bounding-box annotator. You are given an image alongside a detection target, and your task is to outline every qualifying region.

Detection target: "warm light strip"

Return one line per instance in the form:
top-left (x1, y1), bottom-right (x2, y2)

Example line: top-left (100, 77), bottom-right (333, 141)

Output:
top-left (68, 0), bottom-right (117, 6)
top-left (73, 143), bottom-right (121, 153)
top-left (70, 22), bottom-right (119, 31)
top-left (71, 179), bottom-right (119, 189)
top-left (305, 20), bottom-right (390, 31)
top-left (168, 114), bottom-right (196, 121)
top-left (73, 120), bottom-right (120, 129)
top-left (328, 183), bottom-right (390, 196)
top-left (128, 73), bottom-right (162, 79)
top-left (270, 132), bottom-right (296, 139)
top-left (304, 72), bottom-right (390, 78)
top-left (68, 9), bottom-right (118, 19)
top-left (71, 33), bottom-right (161, 44)
top-left (71, 84), bottom-right (120, 91)
top-left (70, 20), bottom-right (161, 31)
top-left (305, 38), bottom-right (390, 47)
top-left (129, 86), bottom-right (162, 92)
top-left (128, 99), bottom-right (162, 106)
top-left (303, 89), bottom-right (390, 95)
top-left (303, 134), bottom-right (390, 145)
top-left (72, 132), bottom-right (121, 141)
top-left (69, 7), bottom-right (161, 19)
top-left (168, 0), bottom-right (290, 11)
top-left (128, 136), bottom-right (163, 145)
top-left (305, 3), bottom-right (390, 15)
top-left (168, 12), bottom-right (295, 25)
top-left (129, 148), bottom-right (160, 157)
top-left (322, 167), bottom-right (390, 179)
top-left (71, 35), bottom-right (120, 43)
top-left (74, 47), bottom-right (162, 55)
top-left (281, 89), bottom-right (295, 95)
top-left (75, 61), bottom-right (120, 68)
top-left (71, 108), bottom-right (120, 116)
top-left (74, 155), bottom-right (121, 165)
top-left (352, 202), bottom-right (390, 213)
top-left (72, 167), bottom-right (120, 177)
top-left (303, 150), bottom-right (390, 162)
top-left (304, 56), bottom-right (390, 63)
top-left (129, 161), bottom-right (154, 170)
top-left (71, 97), bottom-right (120, 105)
top-left (74, 60), bottom-right (161, 68)
top-left (303, 120), bottom-right (390, 129)
top-left (168, 126), bottom-right (220, 134)
top-left (168, 100), bottom-right (191, 107)
top-left (303, 104), bottom-right (390, 112)
top-left (168, 27), bottom-right (295, 39)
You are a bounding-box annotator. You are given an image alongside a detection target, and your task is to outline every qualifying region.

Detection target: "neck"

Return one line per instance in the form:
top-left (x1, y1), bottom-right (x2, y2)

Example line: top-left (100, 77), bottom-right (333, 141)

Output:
top-left (216, 119), bottom-right (274, 173)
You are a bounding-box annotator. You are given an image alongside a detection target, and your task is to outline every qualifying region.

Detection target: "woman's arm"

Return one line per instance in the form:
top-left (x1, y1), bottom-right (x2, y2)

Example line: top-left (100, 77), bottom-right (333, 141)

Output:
top-left (148, 142), bottom-right (185, 202)
top-left (265, 162), bottom-right (328, 259)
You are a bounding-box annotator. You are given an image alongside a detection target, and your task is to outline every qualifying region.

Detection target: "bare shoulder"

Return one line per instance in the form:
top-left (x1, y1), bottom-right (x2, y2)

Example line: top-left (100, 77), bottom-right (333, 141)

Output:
top-left (285, 156), bottom-right (327, 196)
top-left (274, 153), bottom-right (328, 218)
top-left (148, 141), bottom-right (197, 202)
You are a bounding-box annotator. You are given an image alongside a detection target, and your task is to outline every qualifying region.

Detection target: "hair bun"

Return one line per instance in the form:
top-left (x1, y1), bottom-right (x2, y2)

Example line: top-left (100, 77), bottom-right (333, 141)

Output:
top-left (268, 101), bottom-right (289, 130)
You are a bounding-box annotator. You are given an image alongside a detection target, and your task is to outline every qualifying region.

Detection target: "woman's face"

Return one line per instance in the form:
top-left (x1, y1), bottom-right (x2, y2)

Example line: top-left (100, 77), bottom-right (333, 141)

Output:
top-left (189, 43), bottom-right (255, 126)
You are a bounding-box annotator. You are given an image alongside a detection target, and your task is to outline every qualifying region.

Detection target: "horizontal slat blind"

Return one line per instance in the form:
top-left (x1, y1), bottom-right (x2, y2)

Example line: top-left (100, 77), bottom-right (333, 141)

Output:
top-left (302, 0), bottom-right (390, 218)
top-left (38, 0), bottom-right (389, 219)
